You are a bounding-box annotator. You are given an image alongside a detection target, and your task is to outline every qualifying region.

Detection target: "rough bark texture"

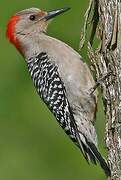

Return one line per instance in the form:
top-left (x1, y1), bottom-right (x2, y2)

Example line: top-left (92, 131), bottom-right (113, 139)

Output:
top-left (80, 0), bottom-right (121, 179)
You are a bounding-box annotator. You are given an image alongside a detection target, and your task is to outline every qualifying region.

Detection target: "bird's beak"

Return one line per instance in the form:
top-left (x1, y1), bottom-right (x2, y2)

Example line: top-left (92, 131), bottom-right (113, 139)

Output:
top-left (44, 7), bottom-right (70, 21)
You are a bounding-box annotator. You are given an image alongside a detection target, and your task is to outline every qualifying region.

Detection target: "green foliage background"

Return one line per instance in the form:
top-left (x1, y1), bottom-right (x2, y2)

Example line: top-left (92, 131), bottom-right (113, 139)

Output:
top-left (0, 0), bottom-right (106, 179)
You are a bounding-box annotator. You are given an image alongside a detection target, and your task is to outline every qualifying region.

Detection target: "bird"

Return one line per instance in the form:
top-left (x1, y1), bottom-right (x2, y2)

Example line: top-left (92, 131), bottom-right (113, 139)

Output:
top-left (6, 7), bottom-right (110, 176)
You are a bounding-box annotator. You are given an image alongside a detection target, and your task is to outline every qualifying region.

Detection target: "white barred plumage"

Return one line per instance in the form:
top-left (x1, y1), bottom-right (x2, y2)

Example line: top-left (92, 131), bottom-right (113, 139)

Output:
top-left (27, 52), bottom-right (76, 139)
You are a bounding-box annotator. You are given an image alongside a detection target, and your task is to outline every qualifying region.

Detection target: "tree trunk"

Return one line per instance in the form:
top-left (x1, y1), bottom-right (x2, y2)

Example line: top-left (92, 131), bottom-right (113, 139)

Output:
top-left (80, 0), bottom-right (121, 179)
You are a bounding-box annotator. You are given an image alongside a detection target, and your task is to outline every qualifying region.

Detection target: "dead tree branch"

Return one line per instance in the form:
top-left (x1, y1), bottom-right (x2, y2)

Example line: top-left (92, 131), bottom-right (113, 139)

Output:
top-left (80, 0), bottom-right (121, 179)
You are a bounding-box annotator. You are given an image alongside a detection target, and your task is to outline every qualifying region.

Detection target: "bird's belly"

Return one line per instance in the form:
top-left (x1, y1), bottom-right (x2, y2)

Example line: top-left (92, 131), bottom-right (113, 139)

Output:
top-left (62, 73), bottom-right (97, 123)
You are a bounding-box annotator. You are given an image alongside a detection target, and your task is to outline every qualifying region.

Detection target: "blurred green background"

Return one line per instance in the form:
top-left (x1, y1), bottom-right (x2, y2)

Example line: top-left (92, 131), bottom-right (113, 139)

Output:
top-left (0, 0), bottom-right (107, 180)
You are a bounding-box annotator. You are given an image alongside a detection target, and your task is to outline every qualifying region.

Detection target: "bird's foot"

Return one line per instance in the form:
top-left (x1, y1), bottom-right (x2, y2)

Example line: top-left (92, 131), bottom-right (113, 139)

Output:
top-left (89, 71), bottom-right (113, 95)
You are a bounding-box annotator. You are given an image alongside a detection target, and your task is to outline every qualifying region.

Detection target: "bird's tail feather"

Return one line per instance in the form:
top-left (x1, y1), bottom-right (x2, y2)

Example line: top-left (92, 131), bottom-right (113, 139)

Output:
top-left (78, 136), bottom-right (111, 177)
top-left (86, 141), bottom-right (111, 177)
top-left (69, 111), bottom-right (111, 177)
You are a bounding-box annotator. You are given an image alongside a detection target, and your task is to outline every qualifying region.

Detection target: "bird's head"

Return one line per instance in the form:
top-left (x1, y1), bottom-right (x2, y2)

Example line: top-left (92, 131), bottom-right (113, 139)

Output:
top-left (6, 7), bottom-right (70, 52)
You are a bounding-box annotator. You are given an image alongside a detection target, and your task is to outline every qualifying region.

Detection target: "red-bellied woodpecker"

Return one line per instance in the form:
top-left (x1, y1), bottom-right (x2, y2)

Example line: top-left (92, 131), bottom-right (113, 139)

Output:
top-left (6, 7), bottom-right (110, 176)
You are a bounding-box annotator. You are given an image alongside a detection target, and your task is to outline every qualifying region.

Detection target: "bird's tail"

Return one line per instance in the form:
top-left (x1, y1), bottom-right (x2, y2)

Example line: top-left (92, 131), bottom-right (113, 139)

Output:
top-left (77, 135), bottom-right (111, 177)
top-left (69, 108), bottom-right (111, 177)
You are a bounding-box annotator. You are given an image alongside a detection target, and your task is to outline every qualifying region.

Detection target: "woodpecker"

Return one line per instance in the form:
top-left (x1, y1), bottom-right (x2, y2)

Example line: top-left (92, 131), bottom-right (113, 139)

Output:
top-left (6, 7), bottom-right (110, 176)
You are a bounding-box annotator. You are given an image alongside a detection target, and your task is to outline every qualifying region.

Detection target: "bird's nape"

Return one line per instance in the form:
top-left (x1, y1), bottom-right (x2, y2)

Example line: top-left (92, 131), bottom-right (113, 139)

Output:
top-left (6, 15), bottom-right (20, 50)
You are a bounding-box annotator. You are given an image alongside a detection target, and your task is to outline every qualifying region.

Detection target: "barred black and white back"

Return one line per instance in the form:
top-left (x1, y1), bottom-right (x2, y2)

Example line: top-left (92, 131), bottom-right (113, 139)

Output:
top-left (27, 52), bottom-right (110, 177)
top-left (28, 52), bottom-right (76, 137)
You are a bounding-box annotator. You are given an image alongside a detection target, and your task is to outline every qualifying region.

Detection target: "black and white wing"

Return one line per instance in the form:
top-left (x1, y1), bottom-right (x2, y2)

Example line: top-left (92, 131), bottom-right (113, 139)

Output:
top-left (27, 52), bottom-right (78, 142)
top-left (27, 52), bottom-right (110, 177)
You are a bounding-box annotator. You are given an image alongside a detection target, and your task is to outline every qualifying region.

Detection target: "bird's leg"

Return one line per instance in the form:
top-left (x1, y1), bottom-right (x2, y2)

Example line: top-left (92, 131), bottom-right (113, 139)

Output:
top-left (89, 71), bottom-right (113, 95)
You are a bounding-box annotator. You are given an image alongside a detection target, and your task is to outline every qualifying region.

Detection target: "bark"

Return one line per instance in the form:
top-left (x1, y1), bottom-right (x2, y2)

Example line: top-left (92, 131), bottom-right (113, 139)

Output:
top-left (80, 0), bottom-right (121, 179)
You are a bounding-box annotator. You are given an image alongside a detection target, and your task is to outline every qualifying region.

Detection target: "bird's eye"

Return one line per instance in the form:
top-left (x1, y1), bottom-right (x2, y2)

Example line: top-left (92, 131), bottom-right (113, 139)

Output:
top-left (29, 15), bottom-right (36, 21)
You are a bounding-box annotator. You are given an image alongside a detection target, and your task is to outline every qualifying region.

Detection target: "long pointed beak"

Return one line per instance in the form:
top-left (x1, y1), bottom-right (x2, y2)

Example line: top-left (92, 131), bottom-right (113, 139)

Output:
top-left (45, 7), bottom-right (70, 21)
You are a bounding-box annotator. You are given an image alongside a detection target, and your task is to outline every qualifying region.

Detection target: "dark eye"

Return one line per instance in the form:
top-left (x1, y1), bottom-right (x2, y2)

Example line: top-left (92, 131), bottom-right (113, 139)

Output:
top-left (29, 15), bottom-right (36, 21)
